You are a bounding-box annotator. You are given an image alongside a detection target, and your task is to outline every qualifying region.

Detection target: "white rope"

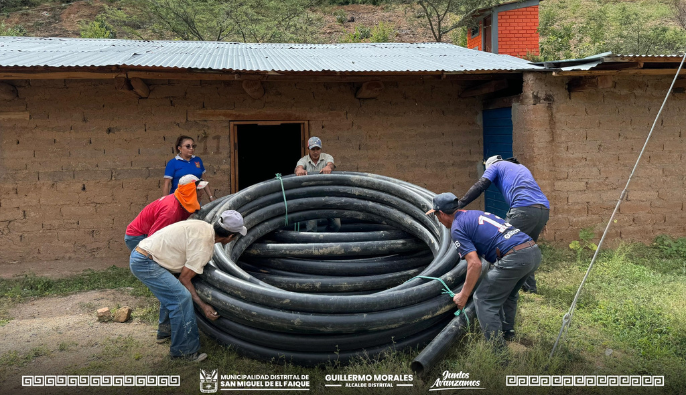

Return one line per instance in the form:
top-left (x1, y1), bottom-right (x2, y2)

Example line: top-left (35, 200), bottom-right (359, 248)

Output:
top-left (550, 51), bottom-right (686, 359)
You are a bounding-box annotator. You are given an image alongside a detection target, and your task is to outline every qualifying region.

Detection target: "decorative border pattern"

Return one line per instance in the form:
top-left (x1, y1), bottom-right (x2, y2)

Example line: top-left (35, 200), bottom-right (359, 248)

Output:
top-left (506, 376), bottom-right (664, 387)
top-left (22, 376), bottom-right (181, 387)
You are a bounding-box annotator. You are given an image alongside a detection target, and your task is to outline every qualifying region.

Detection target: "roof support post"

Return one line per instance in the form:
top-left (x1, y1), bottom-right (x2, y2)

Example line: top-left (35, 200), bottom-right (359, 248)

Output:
top-left (130, 78), bottom-right (150, 98)
top-left (242, 80), bottom-right (265, 99)
top-left (355, 81), bottom-right (384, 99)
top-left (0, 82), bottom-right (17, 100)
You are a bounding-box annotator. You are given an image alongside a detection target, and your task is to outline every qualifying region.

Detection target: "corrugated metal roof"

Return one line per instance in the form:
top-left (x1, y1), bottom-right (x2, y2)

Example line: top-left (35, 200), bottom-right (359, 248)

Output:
top-left (0, 36), bottom-right (543, 74)
top-left (535, 52), bottom-right (686, 72)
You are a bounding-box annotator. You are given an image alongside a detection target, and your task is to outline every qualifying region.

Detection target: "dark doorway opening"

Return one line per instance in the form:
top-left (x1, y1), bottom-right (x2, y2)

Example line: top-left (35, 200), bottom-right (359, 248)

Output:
top-left (232, 123), bottom-right (306, 191)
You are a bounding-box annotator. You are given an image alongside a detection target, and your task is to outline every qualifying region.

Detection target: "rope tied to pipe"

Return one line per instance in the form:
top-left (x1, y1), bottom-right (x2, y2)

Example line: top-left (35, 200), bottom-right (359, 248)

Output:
top-left (275, 173), bottom-right (289, 226)
top-left (410, 276), bottom-right (468, 323)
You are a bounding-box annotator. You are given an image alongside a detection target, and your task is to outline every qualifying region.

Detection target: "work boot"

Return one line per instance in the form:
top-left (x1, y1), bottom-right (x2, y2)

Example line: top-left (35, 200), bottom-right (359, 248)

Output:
top-left (503, 329), bottom-right (516, 342)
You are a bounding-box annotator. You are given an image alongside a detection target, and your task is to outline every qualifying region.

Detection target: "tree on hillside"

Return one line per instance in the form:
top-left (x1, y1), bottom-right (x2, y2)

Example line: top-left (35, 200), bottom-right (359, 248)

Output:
top-left (539, 1), bottom-right (686, 59)
top-left (670, 0), bottom-right (686, 31)
top-left (397, 0), bottom-right (500, 42)
top-left (109, 0), bottom-right (323, 43)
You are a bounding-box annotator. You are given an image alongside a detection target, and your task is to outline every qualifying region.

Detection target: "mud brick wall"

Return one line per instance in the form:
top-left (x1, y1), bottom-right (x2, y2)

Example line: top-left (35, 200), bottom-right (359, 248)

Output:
top-left (514, 72), bottom-right (686, 244)
top-left (0, 78), bottom-right (483, 263)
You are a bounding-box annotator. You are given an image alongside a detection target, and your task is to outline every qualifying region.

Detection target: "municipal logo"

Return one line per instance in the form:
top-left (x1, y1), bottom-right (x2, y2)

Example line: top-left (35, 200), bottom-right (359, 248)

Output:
top-left (200, 369), bottom-right (218, 393)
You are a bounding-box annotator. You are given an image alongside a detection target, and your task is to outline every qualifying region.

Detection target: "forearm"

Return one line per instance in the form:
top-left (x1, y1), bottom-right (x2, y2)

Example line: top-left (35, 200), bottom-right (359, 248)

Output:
top-left (458, 178), bottom-right (491, 209)
top-left (162, 179), bottom-right (171, 195)
top-left (461, 256), bottom-right (482, 297)
top-left (179, 276), bottom-right (207, 307)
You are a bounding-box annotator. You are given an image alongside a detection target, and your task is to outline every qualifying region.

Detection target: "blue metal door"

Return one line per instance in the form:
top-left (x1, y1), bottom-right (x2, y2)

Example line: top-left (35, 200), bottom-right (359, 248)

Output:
top-left (482, 107), bottom-right (512, 219)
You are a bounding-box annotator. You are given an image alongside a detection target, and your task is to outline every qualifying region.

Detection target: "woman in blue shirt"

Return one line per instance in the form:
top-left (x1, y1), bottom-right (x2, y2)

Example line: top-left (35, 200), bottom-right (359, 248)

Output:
top-left (162, 135), bottom-right (214, 202)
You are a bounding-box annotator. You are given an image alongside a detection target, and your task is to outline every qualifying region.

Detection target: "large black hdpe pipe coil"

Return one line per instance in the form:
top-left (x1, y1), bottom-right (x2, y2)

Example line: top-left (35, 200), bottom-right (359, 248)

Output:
top-left (191, 172), bottom-right (487, 368)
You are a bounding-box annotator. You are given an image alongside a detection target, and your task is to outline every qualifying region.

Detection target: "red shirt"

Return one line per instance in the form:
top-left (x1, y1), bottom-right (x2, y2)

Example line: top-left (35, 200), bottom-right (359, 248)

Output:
top-left (126, 194), bottom-right (191, 237)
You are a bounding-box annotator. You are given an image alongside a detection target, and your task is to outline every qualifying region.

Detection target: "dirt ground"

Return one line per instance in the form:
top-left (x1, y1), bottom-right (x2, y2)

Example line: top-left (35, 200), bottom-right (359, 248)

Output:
top-left (3, 0), bottom-right (105, 37)
top-left (0, 289), bottom-right (166, 393)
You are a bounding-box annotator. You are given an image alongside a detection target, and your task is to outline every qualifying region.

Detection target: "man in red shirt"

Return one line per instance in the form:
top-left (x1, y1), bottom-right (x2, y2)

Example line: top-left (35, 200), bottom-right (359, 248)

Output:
top-left (124, 175), bottom-right (208, 251)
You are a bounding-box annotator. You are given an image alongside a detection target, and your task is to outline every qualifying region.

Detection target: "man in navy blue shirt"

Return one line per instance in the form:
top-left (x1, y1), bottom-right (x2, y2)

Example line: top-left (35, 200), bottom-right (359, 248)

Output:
top-left (456, 155), bottom-right (549, 293)
top-left (427, 192), bottom-right (541, 344)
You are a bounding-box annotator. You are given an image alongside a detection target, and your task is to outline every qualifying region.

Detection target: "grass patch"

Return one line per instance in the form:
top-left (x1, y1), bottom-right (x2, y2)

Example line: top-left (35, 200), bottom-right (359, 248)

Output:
top-left (0, 265), bottom-right (148, 300)
top-left (0, 346), bottom-right (51, 367)
top-left (58, 341), bottom-right (78, 352)
top-left (131, 302), bottom-right (160, 325)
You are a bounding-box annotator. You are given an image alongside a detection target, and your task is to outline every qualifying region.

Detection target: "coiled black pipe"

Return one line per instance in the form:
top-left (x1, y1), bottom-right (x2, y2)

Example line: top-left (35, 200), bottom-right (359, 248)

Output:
top-left (192, 172), bottom-right (477, 367)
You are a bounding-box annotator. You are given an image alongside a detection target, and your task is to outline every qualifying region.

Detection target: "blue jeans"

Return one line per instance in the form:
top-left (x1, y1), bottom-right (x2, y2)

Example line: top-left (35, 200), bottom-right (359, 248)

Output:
top-left (124, 234), bottom-right (147, 251)
top-left (129, 251), bottom-right (200, 357)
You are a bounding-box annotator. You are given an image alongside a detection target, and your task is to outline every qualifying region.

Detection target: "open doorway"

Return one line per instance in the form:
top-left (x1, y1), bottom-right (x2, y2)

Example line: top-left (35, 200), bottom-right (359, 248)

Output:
top-left (230, 121), bottom-right (308, 191)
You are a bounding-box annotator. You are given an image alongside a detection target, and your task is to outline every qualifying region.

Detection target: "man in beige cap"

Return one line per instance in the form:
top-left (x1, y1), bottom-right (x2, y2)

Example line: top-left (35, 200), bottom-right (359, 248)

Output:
top-left (129, 210), bottom-right (247, 362)
top-left (294, 136), bottom-right (340, 232)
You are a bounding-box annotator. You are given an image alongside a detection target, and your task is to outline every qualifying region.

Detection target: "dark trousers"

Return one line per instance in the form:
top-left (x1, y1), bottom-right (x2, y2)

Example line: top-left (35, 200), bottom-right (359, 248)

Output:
top-left (506, 206), bottom-right (550, 292)
top-left (474, 245), bottom-right (542, 342)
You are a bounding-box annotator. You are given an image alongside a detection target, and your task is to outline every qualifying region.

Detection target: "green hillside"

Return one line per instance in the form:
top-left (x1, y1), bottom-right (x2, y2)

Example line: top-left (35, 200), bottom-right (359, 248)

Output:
top-left (2, 0), bottom-right (686, 59)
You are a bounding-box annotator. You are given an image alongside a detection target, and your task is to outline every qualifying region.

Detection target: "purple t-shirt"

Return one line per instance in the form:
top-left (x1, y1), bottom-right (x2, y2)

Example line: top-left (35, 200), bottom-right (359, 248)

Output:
top-left (450, 210), bottom-right (532, 263)
top-left (482, 161), bottom-right (549, 209)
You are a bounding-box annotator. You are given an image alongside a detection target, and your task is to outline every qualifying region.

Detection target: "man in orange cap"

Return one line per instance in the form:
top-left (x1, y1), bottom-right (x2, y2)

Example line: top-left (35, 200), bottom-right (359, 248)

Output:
top-left (124, 175), bottom-right (208, 251)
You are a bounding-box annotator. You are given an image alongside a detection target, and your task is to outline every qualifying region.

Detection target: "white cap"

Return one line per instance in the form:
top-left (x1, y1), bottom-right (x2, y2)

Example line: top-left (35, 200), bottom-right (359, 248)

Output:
top-left (484, 155), bottom-right (503, 169)
top-left (218, 210), bottom-right (247, 236)
top-left (179, 174), bottom-right (209, 189)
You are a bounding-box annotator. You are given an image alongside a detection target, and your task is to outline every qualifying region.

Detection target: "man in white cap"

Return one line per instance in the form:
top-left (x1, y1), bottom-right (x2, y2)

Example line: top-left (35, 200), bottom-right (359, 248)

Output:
top-left (294, 136), bottom-right (340, 232)
top-left (129, 210), bottom-right (247, 362)
top-left (125, 174), bottom-right (209, 251)
top-left (456, 155), bottom-right (549, 293)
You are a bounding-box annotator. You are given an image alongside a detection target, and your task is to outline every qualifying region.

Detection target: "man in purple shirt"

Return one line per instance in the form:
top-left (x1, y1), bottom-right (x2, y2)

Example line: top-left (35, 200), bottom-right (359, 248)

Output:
top-left (427, 192), bottom-right (541, 345)
top-left (456, 155), bottom-right (549, 293)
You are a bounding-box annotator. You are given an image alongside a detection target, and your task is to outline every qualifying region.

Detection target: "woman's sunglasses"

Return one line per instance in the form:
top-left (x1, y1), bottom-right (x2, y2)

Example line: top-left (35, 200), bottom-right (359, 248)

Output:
top-left (183, 144), bottom-right (198, 149)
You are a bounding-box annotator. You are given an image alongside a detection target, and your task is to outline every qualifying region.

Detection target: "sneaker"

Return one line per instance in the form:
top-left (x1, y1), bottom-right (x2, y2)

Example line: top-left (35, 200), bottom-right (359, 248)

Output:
top-left (156, 335), bottom-right (170, 344)
top-left (171, 352), bottom-right (207, 362)
top-left (503, 330), bottom-right (516, 342)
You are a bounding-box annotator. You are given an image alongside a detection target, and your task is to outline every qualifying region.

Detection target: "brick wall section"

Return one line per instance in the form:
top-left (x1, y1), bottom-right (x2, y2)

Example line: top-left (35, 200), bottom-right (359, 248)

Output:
top-left (0, 79), bottom-right (483, 262)
top-left (498, 5), bottom-right (539, 58)
top-left (467, 20), bottom-right (482, 50)
top-left (514, 72), bottom-right (685, 244)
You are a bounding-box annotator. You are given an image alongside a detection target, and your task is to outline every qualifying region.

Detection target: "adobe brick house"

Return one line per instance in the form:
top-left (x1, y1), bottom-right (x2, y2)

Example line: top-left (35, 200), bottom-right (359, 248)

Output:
top-left (466, 0), bottom-right (540, 58)
top-left (0, 38), bottom-right (684, 265)
top-left (0, 38), bottom-right (537, 264)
